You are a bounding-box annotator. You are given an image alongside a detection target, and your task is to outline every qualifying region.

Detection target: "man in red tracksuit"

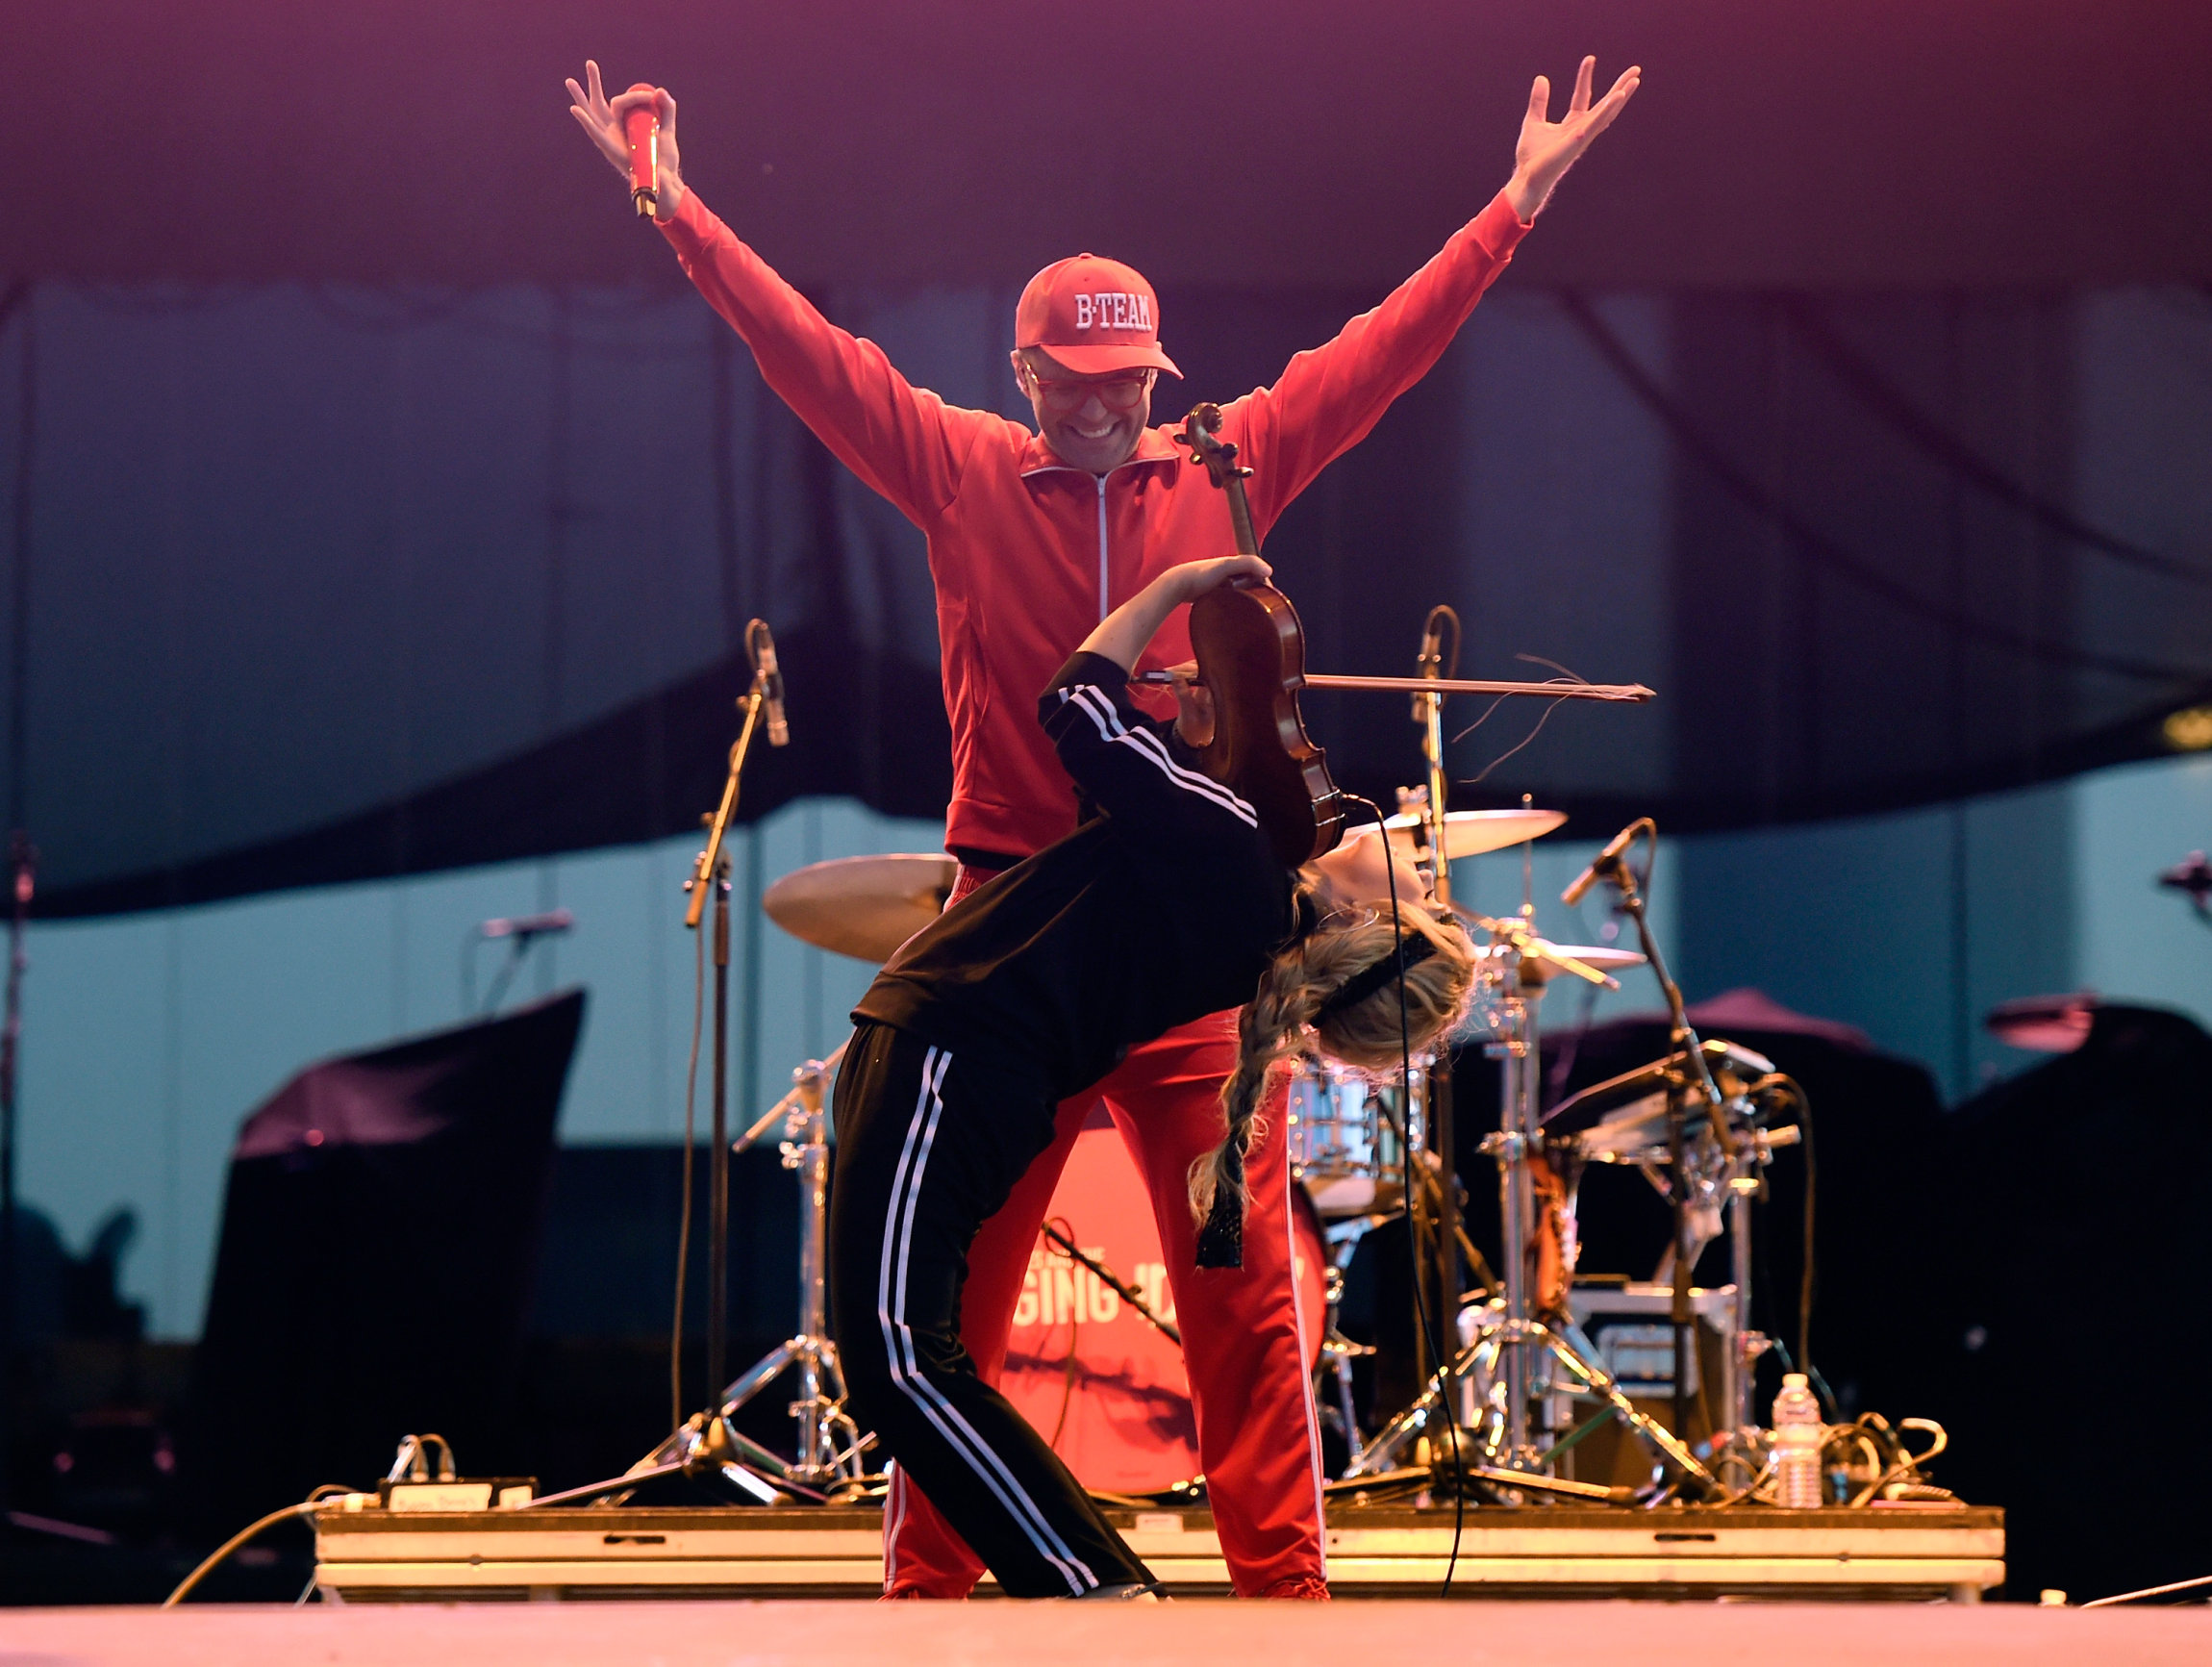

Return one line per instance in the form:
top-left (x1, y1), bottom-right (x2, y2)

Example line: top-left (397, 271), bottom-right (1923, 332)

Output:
top-left (569, 54), bottom-right (1638, 1599)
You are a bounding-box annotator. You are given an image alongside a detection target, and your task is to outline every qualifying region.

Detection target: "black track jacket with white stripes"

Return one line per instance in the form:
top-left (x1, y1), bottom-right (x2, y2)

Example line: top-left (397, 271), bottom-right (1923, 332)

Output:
top-left (853, 652), bottom-right (1297, 1099)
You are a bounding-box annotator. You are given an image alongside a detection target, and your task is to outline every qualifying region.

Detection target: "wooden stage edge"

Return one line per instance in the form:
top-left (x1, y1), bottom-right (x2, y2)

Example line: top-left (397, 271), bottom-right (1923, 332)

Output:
top-left (312, 1502), bottom-right (2006, 1604)
top-left (5, 1597), bottom-right (2206, 1667)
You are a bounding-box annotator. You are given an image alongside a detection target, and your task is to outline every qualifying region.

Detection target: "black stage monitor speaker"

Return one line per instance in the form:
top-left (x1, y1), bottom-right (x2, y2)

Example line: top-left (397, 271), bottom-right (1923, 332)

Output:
top-left (179, 991), bottom-right (585, 1531)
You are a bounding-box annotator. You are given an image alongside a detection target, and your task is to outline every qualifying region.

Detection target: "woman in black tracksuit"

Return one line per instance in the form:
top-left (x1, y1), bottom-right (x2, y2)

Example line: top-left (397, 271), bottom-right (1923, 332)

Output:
top-left (829, 555), bottom-right (1476, 1599)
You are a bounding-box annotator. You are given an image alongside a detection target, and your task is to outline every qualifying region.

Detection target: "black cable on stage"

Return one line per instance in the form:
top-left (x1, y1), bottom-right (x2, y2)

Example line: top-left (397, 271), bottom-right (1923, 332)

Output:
top-left (1346, 794), bottom-right (1464, 1594)
top-left (1791, 1079), bottom-right (1819, 1387)
top-left (1748, 1071), bottom-right (1822, 1406)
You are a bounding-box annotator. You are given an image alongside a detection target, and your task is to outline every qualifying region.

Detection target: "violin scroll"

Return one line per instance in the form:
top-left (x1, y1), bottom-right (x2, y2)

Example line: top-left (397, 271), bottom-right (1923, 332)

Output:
top-left (1178, 403), bottom-right (1259, 557)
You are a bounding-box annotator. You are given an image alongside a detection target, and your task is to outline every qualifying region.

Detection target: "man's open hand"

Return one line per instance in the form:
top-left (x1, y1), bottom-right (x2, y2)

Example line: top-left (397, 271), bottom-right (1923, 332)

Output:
top-left (1505, 57), bottom-right (1639, 222)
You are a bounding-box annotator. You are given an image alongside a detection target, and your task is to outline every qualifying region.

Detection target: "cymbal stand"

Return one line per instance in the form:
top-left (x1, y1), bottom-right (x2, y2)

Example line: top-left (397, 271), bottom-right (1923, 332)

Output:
top-left (712, 1049), bottom-right (870, 1487)
top-left (623, 1049), bottom-right (872, 1498)
top-left (1410, 609), bottom-right (1461, 1376)
top-left (577, 1054), bottom-right (870, 1511)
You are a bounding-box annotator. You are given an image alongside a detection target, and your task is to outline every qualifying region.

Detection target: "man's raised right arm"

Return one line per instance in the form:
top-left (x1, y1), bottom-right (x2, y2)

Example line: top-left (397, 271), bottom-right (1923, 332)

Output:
top-left (567, 63), bottom-right (980, 525)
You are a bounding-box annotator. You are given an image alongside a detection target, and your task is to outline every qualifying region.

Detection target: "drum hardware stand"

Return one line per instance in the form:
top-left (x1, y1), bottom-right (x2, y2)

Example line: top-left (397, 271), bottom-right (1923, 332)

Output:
top-left (1289, 979), bottom-right (1505, 1478)
top-left (1408, 606), bottom-right (1462, 1380)
top-left (563, 1065), bottom-right (867, 1511)
top-left (1315, 1221), bottom-right (1380, 1466)
top-left (702, 1048), bottom-right (872, 1488)
top-left (1722, 1174), bottom-right (1773, 1483)
top-left (1346, 1308), bottom-right (1711, 1492)
top-left (1345, 930), bottom-right (1706, 1488)
top-left (524, 1410), bottom-right (801, 1510)
top-left (1577, 821), bottom-right (1743, 1472)
top-left (1345, 842), bottom-right (1715, 1495)
top-left (594, 1048), bottom-right (875, 1506)
top-left (1637, 1093), bottom-right (1797, 1487)
top-left (1473, 897), bottom-right (1603, 1473)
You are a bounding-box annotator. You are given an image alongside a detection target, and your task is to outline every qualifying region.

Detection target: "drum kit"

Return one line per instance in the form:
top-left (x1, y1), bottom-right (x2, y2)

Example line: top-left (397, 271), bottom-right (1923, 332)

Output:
top-left (674, 793), bottom-right (1808, 1509)
top-left (574, 597), bottom-right (1794, 1507)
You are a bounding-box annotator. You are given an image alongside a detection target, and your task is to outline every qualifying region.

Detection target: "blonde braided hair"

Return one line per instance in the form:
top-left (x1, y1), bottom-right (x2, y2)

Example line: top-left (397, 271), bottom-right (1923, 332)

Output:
top-left (1191, 896), bottom-right (1478, 1257)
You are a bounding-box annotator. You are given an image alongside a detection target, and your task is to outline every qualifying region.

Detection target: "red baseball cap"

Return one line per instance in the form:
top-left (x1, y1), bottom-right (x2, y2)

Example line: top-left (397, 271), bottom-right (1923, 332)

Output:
top-left (1015, 253), bottom-right (1181, 377)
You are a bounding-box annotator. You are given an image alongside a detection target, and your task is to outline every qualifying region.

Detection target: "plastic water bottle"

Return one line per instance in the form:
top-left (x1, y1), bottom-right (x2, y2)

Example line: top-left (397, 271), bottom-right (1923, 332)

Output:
top-left (1772, 1373), bottom-right (1824, 1508)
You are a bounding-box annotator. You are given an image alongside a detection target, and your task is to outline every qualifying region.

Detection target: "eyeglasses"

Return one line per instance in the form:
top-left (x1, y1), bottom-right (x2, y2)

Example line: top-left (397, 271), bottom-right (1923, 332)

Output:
top-left (1026, 369), bottom-right (1154, 411)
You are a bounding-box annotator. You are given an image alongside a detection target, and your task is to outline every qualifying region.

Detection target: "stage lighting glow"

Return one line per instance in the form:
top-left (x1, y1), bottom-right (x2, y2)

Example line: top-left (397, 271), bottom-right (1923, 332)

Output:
top-left (2163, 705), bottom-right (2212, 751)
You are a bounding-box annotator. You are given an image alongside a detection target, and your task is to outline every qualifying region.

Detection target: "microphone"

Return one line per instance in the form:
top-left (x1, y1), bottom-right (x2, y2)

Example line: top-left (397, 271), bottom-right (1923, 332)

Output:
top-left (1562, 821), bottom-right (1643, 908)
top-left (622, 86), bottom-right (660, 217)
top-left (748, 619), bottom-right (790, 746)
top-left (1412, 613), bottom-right (1444, 721)
top-left (480, 910), bottom-right (574, 942)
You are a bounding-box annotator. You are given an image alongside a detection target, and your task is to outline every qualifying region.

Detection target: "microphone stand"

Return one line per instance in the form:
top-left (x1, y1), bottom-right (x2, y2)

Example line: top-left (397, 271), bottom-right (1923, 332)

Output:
top-left (558, 628), bottom-right (848, 1514)
top-left (1583, 832), bottom-right (1729, 1476)
top-left (686, 671), bottom-right (771, 1408)
top-left (552, 663), bottom-right (789, 1515)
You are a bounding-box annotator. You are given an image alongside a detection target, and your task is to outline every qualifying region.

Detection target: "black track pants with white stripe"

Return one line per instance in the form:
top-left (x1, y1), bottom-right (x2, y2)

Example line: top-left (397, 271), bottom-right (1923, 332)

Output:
top-left (829, 1022), bottom-right (1153, 1598)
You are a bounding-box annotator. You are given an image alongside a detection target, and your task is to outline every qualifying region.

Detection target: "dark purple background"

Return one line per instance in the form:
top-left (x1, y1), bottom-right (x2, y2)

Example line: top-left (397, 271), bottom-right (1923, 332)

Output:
top-left (8, 0), bottom-right (2208, 290)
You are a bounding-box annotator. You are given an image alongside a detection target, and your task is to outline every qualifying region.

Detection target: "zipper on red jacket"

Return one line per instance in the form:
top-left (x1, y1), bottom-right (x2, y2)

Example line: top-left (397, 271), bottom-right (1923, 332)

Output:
top-left (1094, 476), bottom-right (1109, 621)
top-left (1020, 453), bottom-right (1165, 621)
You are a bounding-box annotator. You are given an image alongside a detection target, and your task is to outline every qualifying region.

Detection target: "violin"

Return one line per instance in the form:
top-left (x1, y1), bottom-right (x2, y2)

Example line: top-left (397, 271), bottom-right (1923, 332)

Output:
top-left (1177, 404), bottom-right (1348, 866)
top-left (1170, 405), bottom-right (1655, 866)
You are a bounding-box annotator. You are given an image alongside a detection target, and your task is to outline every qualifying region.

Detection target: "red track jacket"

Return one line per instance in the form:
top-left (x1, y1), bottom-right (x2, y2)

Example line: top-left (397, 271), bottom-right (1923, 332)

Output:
top-left (661, 189), bottom-right (1530, 862)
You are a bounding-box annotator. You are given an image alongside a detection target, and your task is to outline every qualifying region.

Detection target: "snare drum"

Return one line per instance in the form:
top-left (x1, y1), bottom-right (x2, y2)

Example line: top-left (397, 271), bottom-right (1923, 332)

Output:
top-left (1286, 1055), bottom-right (1421, 1217)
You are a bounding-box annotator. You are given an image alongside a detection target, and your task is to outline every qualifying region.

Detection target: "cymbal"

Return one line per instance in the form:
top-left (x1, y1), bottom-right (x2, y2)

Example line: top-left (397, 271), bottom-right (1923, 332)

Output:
top-left (1454, 906), bottom-right (1646, 987)
top-left (763, 853), bottom-right (957, 963)
top-left (1524, 943), bottom-right (1646, 974)
top-left (1480, 939), bottom-right (1647, 987)
top-left (1347, 807), bottom-right (1567, 861)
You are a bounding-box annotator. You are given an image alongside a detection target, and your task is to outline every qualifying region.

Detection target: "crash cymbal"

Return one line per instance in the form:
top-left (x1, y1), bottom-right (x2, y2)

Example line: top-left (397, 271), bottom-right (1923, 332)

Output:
top-left (763, 853), bottom-right (957, 963)
top-left (1347, 807), bottom-right (1567, 861)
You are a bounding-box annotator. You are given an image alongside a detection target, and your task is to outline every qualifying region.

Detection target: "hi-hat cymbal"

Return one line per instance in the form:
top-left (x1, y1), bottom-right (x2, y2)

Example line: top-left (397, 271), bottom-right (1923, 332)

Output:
top-left (763, 853), bottom-right (957, 963)
top-left (1520, 942), bottom-right (1646, 983)
top-left (1452, 905), bottom-right (1646, 987)
top-left (1347, 807), bottom-right (1567, 861)
top-left (1476, 938), bottom-right (1646, 986)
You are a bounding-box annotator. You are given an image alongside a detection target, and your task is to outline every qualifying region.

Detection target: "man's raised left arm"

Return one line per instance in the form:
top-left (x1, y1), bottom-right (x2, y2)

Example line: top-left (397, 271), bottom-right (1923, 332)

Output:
top-left (1237, 57), bottom-right (1640, 529)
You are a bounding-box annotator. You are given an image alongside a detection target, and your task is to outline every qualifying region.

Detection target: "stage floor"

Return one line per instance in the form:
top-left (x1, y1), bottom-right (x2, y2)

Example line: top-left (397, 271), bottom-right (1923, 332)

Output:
top-left (3, 1600), bottom-right (2204, 1667)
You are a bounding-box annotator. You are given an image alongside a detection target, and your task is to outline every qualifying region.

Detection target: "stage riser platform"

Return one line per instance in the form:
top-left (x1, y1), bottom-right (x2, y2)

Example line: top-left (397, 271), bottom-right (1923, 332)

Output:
top-left (314, 1505), bottom-right (2003, 1603)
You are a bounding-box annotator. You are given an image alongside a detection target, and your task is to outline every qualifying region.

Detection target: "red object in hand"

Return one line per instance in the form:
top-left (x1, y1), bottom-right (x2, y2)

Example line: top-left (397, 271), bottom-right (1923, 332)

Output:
top-left (623, 86), bottom-right (660, 216)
